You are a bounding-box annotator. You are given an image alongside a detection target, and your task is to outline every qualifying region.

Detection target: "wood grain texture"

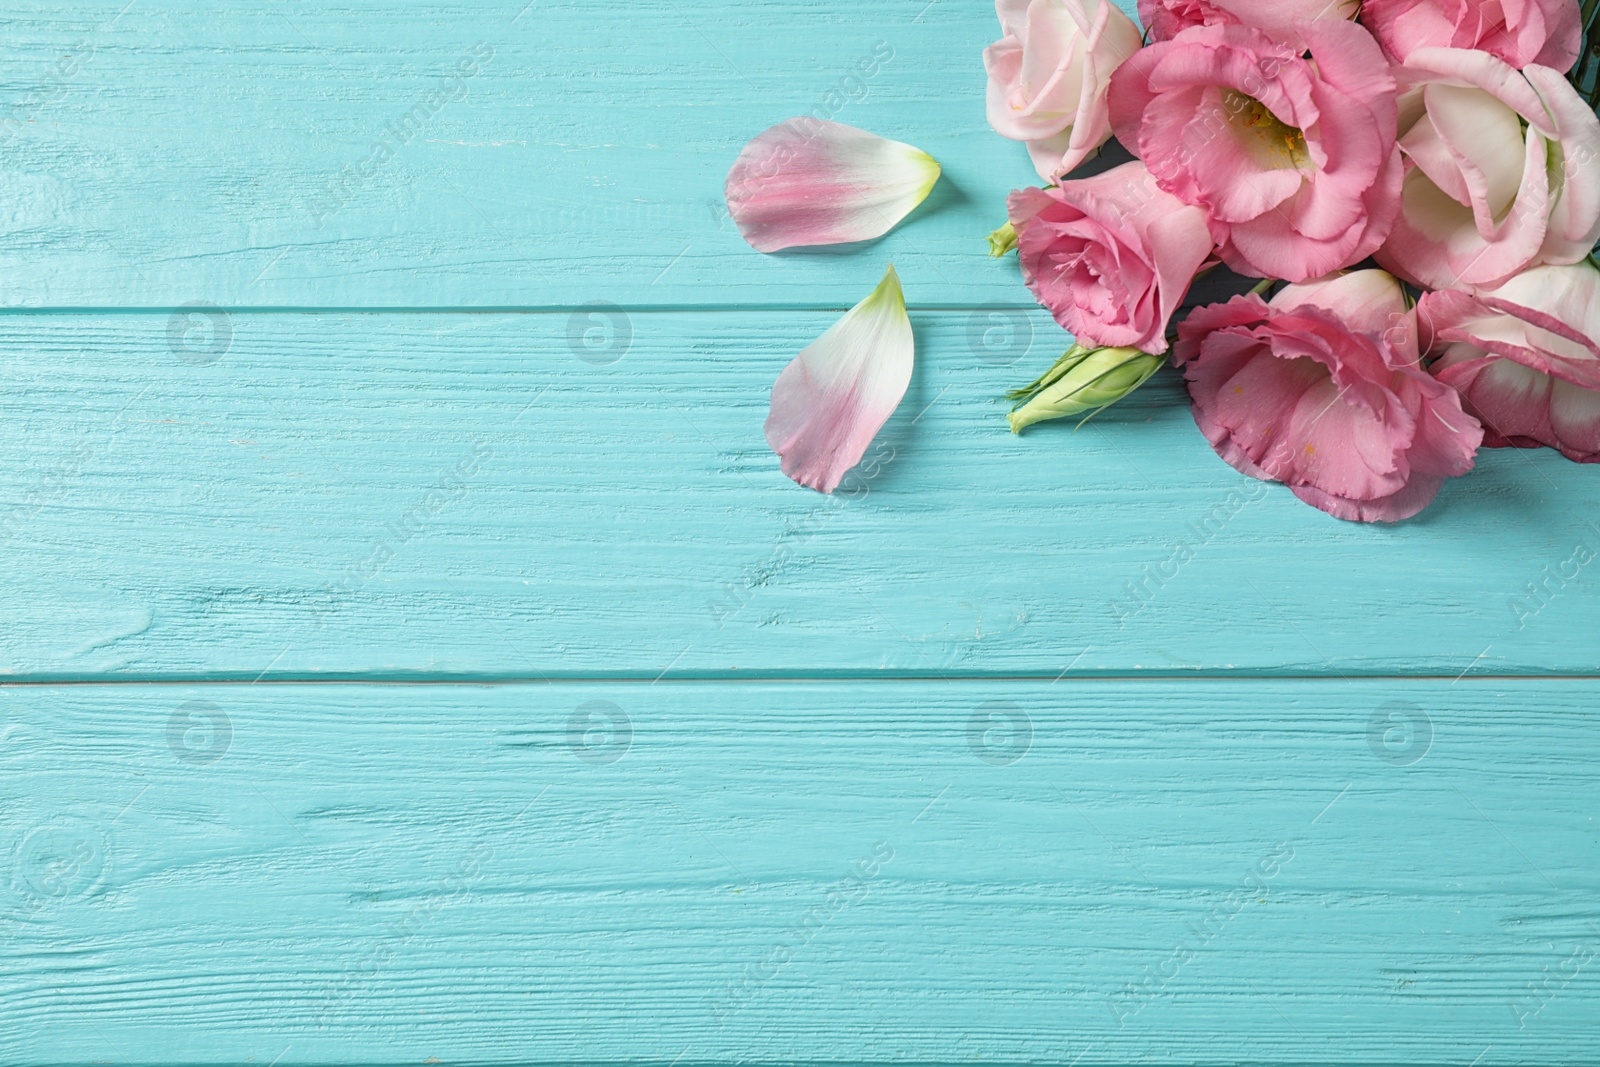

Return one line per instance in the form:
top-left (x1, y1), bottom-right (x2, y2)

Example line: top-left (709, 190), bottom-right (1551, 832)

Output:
top-left (7, 1), bottom-right (1600, 1062)
top-left (1, 311), bottom-right (1596, 680)
top-left (3, 680), bottom-right (1597, 1065)
top-left (0, 0), bottom-right (1093, 309)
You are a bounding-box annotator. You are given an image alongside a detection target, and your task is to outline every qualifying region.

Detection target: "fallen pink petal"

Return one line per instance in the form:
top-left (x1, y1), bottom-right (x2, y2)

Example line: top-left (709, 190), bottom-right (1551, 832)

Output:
top-left (725, 119), bottom-right (941, 252)
top-left (764, 264), bottom-right (915, 493)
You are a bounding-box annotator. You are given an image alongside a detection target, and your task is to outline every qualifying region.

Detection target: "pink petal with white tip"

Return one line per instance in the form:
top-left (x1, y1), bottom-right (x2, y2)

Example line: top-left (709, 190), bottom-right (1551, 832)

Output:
top-left (765, 265), bottom-right (914, 493)
top-left (725, 119), bottom-right (941, 252)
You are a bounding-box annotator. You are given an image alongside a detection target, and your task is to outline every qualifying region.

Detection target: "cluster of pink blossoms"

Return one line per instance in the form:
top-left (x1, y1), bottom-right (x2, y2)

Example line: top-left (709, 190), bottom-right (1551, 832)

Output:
top-left (991, 0), bottom-right (1600, 520)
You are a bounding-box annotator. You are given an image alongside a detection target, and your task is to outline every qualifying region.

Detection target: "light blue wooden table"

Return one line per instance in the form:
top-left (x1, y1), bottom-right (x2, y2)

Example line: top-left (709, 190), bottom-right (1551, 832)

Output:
top-left (3, 1), bottom-right (1598, 1063)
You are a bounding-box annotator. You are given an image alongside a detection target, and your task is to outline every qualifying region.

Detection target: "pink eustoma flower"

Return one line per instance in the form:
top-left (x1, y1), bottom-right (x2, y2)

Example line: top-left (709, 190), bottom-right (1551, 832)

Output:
top-left (1421, 262), bottom-right (1600, 462)
top-left (1139, 0), bottom-right (1358, 45)
top-left (1137, 0), bottom-right (1223, 41)
top-left (1106, 21), bottom-right (1403, 283)
top-left (1174, 271), bottom-right (1484, 522)
top-left (983, 0), bottom-right (1143, 181)
top-left (1008, 161), bottom-right (1215, 354)
top-left (1362, 0), bottom-right (1581, 71)
top-left (725, 119), bottom-right (941, 252)
top-left (765, 265), bottom-right (914, 493)
top-left (1375, 48), bottom-right (1600, 291)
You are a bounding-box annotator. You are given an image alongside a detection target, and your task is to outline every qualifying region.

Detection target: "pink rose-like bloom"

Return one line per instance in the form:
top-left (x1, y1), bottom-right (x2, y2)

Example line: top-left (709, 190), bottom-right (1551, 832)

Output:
top-left (1375, 48), bottom-right (1600, 291)
top-left (1421, 263), bottom-right (1600, 462)
top-left (1362, 0), bottom-right (1580, 71)
top-left (1008, 161), bottom-right (1215, 354)
top-left (1174, 271), bottom-right (1484, 522)
top-left (1107, 21), bottom-right (1403, 283)
top-left (1140, 0), bottom-right (1357, 45)
top-left (984, 0), bottom-right (1143, 181)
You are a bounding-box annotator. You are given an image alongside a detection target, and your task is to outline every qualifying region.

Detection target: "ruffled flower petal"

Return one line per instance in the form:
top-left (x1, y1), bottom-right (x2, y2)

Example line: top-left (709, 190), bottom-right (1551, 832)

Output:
top-left (725, 119), bottom-right (941, 253)
top-left (1431, 350), bottom-right (1600, 459)
top-left (1525, 64), bottom-right (1600, 262)
top-left (1008, 161), bottom-right (1215, 354)
top-left (1420, 262), bottom-right (1600, 461)
top-left (1377, 48), bottom-right (1600, 289)
top-left (764, 265), bottom-right (915, 493)
top-left (1109, 21), bottom-right (1403, 283)
top-left (1288, 475), bottom-right (1446, 523)
top-left (1174, 273), bottom-right (1483, 523)
top-left (1276, 269), bottom-right (1414, 345)
top-left (1363, 0), bottom-right (1580, 71)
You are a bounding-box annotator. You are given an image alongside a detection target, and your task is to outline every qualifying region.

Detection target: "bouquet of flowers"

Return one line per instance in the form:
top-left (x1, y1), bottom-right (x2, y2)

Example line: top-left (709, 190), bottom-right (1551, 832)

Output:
top-left (723, 0), bottom-right (1600, 521)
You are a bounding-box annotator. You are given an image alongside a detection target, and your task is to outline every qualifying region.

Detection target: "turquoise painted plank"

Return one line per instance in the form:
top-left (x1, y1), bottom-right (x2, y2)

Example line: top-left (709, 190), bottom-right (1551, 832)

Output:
top-left (2, 310), bottom-right (1597, 680)
top-left (0, 0), bottom-right (1129, 309)
top-left (3, 679), bottom-right (1597, 1064)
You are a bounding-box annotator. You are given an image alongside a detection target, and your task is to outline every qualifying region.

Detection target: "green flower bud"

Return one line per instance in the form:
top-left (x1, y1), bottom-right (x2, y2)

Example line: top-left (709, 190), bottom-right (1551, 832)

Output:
top-left (987, 220), bottom-right (1018, 258)
top-left (1006, 344), bottom-right (1164, 434)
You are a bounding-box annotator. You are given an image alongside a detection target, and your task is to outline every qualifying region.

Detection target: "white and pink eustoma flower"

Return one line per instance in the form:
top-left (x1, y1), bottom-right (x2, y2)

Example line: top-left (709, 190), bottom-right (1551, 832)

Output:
top-left (1139, 0), bottom-right (1358, 46)
top-left (1422, 262), bottom-right (1600, 463)
top-left (1174, 270), bottom-right (1484, 523)
top-left (725, 119), bottom-right (941, 252)
top-left (1376, 48), bottom-right (1600, 290)
top-left (1362, 0), bottom-right (1581, 71)
top-left (765, 264), bottom-right (914, 493)
top-left (983, 0), bottom-right (1143, 181)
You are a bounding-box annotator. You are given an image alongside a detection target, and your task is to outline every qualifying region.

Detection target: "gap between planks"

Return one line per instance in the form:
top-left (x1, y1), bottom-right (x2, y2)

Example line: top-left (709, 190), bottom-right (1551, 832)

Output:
top-left (0, 304), bottom-right (1043, 316)
top-left (2, 671), bottom-right (1597, 687)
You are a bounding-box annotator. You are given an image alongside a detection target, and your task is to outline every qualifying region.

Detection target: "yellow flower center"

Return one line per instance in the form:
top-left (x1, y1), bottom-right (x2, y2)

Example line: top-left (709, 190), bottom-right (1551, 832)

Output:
top-left (1223, 90), bottom-right (1310, 171)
